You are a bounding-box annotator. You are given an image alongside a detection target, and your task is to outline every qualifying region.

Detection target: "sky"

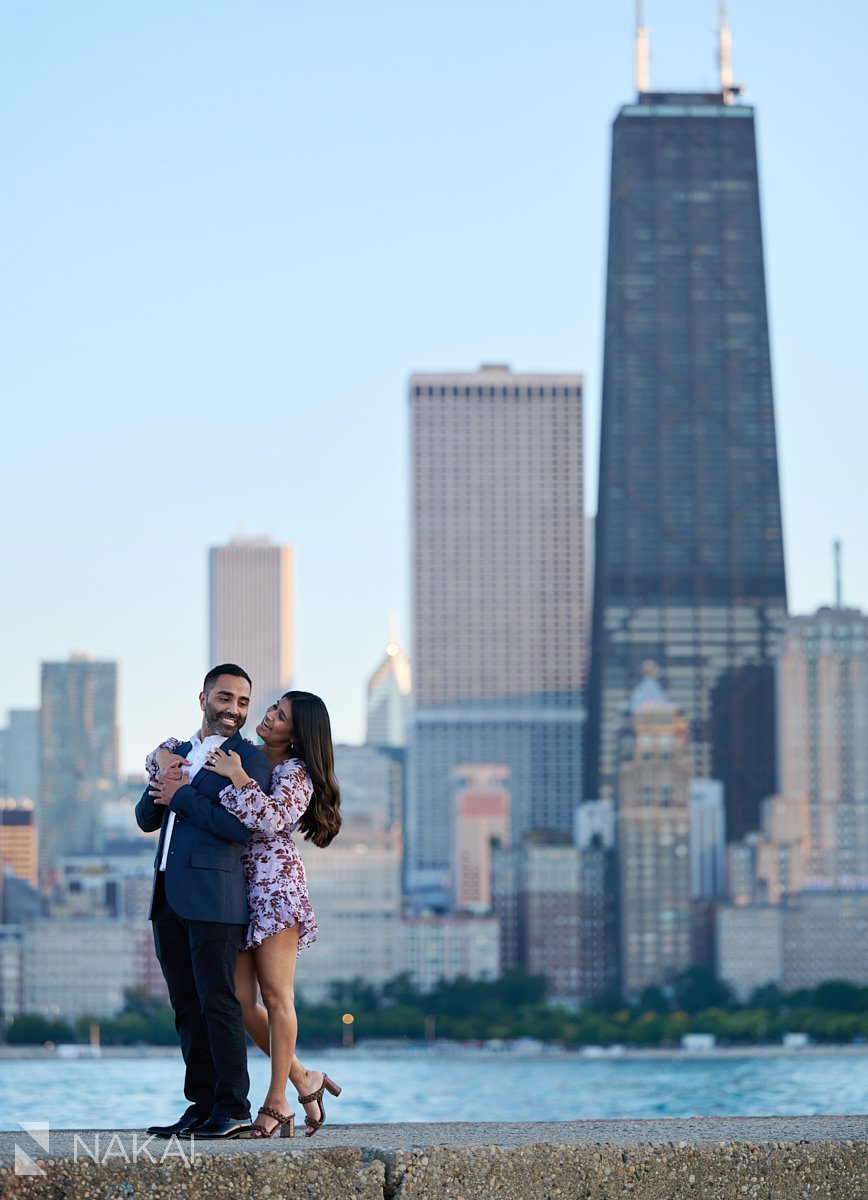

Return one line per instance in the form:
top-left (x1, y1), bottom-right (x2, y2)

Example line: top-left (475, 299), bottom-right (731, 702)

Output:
top-left (2, 1), bottom-right (866, 773)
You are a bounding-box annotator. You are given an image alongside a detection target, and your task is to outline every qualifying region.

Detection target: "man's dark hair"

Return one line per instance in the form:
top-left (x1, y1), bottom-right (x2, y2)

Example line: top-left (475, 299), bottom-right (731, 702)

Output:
top-left (202, 664), bottom-right (252, 694)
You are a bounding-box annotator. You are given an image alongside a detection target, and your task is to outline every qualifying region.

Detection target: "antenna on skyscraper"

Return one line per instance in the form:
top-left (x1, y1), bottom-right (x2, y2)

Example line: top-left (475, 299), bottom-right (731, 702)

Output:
top-left (636, 0), bottom-right (650, 95)
top-left (718, 0), bottom-right (739, 103)
top-left (834, 540), bottom-right (843, 608)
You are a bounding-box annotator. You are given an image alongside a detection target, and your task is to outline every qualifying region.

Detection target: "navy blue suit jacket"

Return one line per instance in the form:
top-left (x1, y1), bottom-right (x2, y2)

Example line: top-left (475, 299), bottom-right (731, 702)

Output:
top-left (135, 731), bottom-right (273, 923)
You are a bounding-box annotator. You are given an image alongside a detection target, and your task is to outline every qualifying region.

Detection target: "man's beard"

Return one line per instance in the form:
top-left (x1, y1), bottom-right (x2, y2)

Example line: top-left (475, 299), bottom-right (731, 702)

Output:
top-left (202, 699), bottom-right (245, 737)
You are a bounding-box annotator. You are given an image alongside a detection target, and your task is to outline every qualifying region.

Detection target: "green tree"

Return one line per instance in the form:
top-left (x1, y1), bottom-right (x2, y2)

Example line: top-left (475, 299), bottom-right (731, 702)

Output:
top-left (811, 980), bottom-right (868, 1013)
top-left (7, 1014), bottom-right (75, 1044)
top-left (674, 967), bottom-right (734, 1015)
top-left (638, 985), bottom-right (670, 1015)
top-left (748, 983), bottom-right (784, 1013)
top-left (328, 979), bottom-right (380, 1013)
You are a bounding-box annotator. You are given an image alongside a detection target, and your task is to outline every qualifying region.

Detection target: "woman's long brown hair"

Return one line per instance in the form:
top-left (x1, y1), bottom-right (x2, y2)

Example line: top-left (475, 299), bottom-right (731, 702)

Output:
top-left (283, 690), bottom-right (341, 847)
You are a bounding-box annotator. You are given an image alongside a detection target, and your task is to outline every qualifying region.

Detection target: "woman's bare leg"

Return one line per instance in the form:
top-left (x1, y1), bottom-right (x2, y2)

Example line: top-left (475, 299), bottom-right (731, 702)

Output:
top-left (248, 926), bottom-right (300, 1135)
top-left (235, 950), bottom-right (270, 1054)
top-left (236, 943), bottom-right (324, 1123)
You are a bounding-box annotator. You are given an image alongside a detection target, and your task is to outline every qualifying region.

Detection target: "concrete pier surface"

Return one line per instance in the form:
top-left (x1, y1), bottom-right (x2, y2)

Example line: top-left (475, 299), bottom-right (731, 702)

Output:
top-left (2, 1116), bottom-right (868, 1198)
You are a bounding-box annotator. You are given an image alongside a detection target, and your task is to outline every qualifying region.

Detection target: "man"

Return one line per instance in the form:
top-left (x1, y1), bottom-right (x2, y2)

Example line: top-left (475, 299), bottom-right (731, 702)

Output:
top-left (135, 664), bottom-right (272, 1139)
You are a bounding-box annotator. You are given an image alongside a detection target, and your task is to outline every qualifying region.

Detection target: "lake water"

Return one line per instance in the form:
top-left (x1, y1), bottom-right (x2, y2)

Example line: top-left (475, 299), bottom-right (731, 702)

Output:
top-left (2, 1049), bottom-right (867, 1129)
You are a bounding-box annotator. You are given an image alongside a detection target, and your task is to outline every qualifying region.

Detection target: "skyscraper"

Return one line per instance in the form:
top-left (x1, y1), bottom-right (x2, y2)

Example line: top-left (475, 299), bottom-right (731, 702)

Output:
top-left (209, 537), bottom-right (294, 710)
top-left (408, 364), bottom-right (585, 907)
top-left (452, 764), bottom-right (511, 914)
top-left (0, 709), bottom-right (40, 801)
top-left (617, 668), bottom-right (693, 995)
top-left (776, 606), bottom-right (868, 885)
top-left (586, 66), bottom-right (787, 842)
top-left (366, 629), bottom-right (412, 749)
top-left (39, 656), bottom-right (118, 880)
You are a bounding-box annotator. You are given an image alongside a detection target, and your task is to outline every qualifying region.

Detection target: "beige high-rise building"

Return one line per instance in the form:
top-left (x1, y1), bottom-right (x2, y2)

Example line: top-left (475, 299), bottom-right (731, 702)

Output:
top-left (776, 606), bottom-right (868, 886)
top-left (408, 364), bottom-right (585, 907)
top-left (618, 666), bottom-right (693, 995)
top-left (209, 538), bottom-right (294, 711)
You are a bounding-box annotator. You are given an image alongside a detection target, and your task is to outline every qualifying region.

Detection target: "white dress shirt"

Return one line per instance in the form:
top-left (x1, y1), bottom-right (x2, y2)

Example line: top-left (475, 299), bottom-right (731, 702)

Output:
top-left (158, 731), bottom-right (226, 871)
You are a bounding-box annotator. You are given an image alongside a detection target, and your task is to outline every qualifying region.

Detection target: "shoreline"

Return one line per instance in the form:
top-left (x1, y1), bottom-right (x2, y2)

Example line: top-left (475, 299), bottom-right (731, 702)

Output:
top-left (2, 1040), bottom-right (868, 1061)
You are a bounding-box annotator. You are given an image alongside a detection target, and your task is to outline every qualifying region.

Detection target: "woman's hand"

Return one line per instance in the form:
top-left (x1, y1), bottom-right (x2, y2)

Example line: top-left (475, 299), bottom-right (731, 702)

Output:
top-left (202, 747), bottom-right (249, 789)
top-left (155, 749), bottom-right (190, 777)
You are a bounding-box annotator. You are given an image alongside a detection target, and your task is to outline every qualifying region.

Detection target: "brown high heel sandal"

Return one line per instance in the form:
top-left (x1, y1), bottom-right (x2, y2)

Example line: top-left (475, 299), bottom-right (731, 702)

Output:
top-left (297, 1074), bottom-right (342, 1137)
top-left (246, 1105), bottom-right (295, 1139)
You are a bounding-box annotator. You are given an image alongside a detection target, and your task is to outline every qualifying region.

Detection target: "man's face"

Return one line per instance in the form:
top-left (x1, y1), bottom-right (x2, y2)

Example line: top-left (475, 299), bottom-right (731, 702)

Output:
top-left (199, 674), bottom-right (251, 738)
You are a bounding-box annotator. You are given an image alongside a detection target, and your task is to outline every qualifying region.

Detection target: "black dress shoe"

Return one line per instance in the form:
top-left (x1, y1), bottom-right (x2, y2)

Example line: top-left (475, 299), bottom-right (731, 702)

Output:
top-left (192, 1113), bottom-right (254, 1139)
top-left (147, 1112), bottom-right (209, 1138)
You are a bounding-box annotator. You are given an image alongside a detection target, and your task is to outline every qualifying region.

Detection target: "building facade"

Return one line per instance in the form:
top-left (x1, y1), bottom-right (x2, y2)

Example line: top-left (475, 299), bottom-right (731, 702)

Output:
top-left (617, 670), bottom-right (693, 995)
top-left (0, 801), bottom-right (38, 888)
top-left (408, 364), bottom-right (585, 907)
top-left (492, 835), bottom-right (611, 1006)
top-left (586, 89), bottom-right (788, 845)
top-left (209, 537), bottom-right (294, 710)
top-left (574, 800), bottom-right (619, 999)
top-left (718, 891), bottom-right (868, 999)
top-left (0, 709), bottom-right (40, 802)
top-left (40, 657), bottom-right (118, 881)
top-left (401, 915), bottom-right (500, 993)
top-left (776, 607), bottom-right (868, 887)
top-left (297, 823), bottom-right (402, 1002)
top-left (689, 780), bottom-right (726, 901)
top-left (452, 764), bottom-right (510, 913)
top-left (333, 743), bottom-right (404, 834)
top-left (20, 917), bottom-right (160, 1019)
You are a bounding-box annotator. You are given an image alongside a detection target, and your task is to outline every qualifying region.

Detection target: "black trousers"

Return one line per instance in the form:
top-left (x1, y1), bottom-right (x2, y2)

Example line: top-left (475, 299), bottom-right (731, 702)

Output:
top-left (151, 871), bottom-right (250, 1119)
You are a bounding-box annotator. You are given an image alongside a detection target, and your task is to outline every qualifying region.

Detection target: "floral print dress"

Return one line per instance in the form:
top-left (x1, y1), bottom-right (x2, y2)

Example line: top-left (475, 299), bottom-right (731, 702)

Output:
top-left (145, 739), bottom-right (318, 954)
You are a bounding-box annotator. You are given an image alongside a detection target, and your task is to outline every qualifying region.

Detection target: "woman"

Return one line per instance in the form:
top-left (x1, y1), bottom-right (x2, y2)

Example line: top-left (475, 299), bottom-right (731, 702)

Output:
top-left (148, 690), bottom-right (342, 1139)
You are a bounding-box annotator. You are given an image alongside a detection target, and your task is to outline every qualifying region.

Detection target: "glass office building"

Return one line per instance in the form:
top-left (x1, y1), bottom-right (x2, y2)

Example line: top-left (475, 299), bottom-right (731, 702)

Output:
top-left (585, 91), bottom-right (788, 842)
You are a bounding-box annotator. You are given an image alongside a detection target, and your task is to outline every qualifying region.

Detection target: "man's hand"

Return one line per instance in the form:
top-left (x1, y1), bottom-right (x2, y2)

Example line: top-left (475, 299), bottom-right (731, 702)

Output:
top-left (149, 762), bottom-right (186, 807)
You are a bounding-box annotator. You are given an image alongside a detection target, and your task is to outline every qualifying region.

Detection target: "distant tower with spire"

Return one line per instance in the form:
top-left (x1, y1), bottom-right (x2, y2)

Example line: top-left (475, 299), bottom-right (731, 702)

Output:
top-left (366, 619), bottom-right (412, 749)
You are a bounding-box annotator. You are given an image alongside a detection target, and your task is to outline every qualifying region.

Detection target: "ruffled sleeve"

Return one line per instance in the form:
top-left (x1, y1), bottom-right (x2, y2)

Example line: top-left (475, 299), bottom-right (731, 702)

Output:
top-left (219, 758), bottom-right (313, 836)
top-left (145, 737), bottom-right (182, 782)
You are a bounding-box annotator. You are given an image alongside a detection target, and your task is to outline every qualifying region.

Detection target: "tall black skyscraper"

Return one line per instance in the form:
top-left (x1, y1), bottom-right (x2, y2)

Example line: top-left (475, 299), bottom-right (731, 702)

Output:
top-left (586, 69), bottom-right (787, 842)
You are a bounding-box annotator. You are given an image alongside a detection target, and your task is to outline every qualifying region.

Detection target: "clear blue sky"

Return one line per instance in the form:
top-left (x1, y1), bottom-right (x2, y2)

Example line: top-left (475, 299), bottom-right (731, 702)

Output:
top-left (2, 1), bottom-right (866, 772)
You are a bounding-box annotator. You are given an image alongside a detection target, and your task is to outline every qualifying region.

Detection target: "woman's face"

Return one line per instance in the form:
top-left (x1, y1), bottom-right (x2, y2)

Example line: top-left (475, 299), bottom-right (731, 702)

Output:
top-left (256, 698), bottom-right (294, 752)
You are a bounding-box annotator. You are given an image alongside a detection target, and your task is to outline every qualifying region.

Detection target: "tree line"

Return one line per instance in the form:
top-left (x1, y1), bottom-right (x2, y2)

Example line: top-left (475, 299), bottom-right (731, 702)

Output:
top-left (6, 968), bottom-right (868, 1047)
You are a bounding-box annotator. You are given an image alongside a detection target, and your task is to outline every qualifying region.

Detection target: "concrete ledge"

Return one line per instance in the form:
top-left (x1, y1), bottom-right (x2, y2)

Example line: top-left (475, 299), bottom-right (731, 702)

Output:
top-left (1, 1117), bottom-right (867, 1199)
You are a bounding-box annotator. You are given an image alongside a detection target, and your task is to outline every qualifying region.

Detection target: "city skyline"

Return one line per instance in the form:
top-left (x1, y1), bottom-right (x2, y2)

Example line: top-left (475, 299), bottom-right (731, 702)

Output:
top-left (3, 2), bottom-right (867, 772)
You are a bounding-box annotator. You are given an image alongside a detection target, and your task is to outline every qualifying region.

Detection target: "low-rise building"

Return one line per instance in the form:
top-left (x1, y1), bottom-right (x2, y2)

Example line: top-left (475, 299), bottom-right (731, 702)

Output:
top-left (717, 890), bottom-right (868, 999)
top-left (298, 822), bottom-right (402, 1002)
top-left (401, 914), bottom-right (500, 992)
